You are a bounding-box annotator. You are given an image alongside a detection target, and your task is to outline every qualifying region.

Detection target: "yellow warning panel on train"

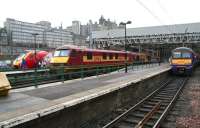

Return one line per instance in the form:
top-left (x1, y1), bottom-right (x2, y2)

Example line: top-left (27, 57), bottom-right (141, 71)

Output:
top-left (172, 59), bottom-right (192, 65)
top-left (50, 57), bottom-right (69, 63)
top-left (0, 72), bottom-right (11, 96)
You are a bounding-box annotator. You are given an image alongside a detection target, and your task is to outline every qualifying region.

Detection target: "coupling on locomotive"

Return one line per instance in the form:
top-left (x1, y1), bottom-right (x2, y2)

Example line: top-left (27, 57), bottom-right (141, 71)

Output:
top-left (169, 47), bottom-right (199, 75)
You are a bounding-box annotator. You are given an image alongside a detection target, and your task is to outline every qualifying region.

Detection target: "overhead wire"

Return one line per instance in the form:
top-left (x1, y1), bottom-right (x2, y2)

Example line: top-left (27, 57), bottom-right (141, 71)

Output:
top-left (156, 0), bottom-right (175, 33)
top-left (135, 0), bottom-right (173, 33)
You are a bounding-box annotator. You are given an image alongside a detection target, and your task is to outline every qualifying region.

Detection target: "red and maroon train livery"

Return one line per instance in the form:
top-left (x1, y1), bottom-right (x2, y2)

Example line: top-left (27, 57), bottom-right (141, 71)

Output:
top-left (50, 45), bottom-right (141, 69)
top-left (13, 50), bottom-right (48, 69)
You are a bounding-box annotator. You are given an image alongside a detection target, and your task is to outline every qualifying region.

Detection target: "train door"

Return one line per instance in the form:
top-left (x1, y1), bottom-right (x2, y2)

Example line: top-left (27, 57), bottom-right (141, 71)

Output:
top-left (69, 49), bottom-right (80, 66)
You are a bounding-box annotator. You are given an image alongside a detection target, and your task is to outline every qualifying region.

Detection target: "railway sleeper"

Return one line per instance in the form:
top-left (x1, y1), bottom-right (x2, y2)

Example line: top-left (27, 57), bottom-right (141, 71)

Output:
top-left (158, 92), bottom-right (175, 96)
top-left (148, 99), bottom-right (170, 103)
top-left (128, 111), bottom-right (166, 128)
top-left (156, 92), bottom-right (175, 96)
top-left (115, 122), bottom-right (135, 128)
top-left (146, 101), bottom-right (169, 106)
top-left (135, 108), bottom-right (165, 118)
top-left (160, 89), bottom-right (178, 93)
top-left (156, 94), bottom-right (174, 98)
top-left (122, 117), bottom-right (155, 128)
top-left (129, 112), bottom-right (160, 120)
top-left (153, 96), bottom-right (173, 100)
top-left (137, 107), bottom-right (164, 114)
top-left (154, 94), bottom-right (174, 98)
top-left (161, 86), bottom-right (179, 90)
top-left (142, 104), bottom-right (166, 110)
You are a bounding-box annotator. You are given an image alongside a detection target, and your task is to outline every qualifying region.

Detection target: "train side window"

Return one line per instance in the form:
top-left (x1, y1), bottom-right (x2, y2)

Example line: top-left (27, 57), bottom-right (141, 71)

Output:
top-left (87, 52), bottom-right (93, 60)
top-left (115, 53), bottom-right (118, 59)
top-left (109, 53), bottom-right (113, 60)
top-left (103, 53), bottom-right (107, 60)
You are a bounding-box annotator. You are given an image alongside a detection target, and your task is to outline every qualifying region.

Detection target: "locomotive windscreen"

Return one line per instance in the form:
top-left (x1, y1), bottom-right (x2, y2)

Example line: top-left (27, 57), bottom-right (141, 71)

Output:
top-left (54, 50), bottom-right (70, 57)
top-left (172, 52), bottom-right (181, 58)
top-left (172, 52), bottom-right (191, 59)
top-left (182, 53), bottom-right (191, 58)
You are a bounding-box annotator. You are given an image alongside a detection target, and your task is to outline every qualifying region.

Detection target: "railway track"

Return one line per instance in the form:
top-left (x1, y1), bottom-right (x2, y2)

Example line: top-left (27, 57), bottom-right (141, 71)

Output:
top-left (101, 77), bottom-right (188, 128)
top-left (160, 67), bottom-right (200, 128)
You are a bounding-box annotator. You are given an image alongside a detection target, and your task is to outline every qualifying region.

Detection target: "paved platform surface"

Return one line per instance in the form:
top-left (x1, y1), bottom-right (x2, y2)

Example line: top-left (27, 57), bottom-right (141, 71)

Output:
top-left (0, 63), bottom-right (170, 127)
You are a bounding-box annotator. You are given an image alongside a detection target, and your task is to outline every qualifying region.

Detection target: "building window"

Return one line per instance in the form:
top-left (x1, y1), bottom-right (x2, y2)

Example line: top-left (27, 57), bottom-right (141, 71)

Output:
top-left (103, 53), bottom-right (107, 60)
top-left (87, 52), bottom-right (92, 60)
top-left (115, 53), bottom-right (118, 59)
top-left (109, 53), bottom-right (113, 60)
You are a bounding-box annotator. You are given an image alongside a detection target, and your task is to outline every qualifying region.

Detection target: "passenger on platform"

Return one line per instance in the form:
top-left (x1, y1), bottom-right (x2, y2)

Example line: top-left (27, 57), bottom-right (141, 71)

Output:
top-left (41, 61), bottom-right (46, 68)
top-left (21, 58), bottom-right (27, 69)
top-left (38, 61), bottom-right (42, 68)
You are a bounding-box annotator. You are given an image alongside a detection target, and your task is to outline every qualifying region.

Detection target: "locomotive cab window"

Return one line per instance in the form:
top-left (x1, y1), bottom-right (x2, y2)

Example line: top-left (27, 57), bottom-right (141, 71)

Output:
top-left (182, 53), bottom-right (191, 58)
top-left (103, 53), bottom-right (107, 60)
top-left (172, 52), bottom-right (181, 58)
top-left (54, 50), bottom-right (70, 57)
top-left (87, 52), bottom-right (93, 60)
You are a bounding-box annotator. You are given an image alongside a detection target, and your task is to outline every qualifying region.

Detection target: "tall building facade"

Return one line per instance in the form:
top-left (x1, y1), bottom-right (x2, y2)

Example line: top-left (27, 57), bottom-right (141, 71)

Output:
top-left (72, 21), bottom-right (81, 35)
top-left (4, 18), bottom-right (73, 49)
top-left (67, 16), bottom-right (119, 39)
top-left (0, 28), bottom-right (8, 45)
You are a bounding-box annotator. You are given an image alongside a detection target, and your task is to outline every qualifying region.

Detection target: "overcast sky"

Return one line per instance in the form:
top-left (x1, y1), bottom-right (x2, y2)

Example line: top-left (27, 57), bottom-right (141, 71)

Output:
top-left (0, 0), bottom-right (200, 28)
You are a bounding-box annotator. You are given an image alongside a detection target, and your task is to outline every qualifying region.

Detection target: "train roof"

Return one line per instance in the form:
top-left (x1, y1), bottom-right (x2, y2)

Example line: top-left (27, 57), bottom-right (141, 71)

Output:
top-left (56, 45), bottom-right (135, 54)
top-left (172, 47), bottom-right (194, 53)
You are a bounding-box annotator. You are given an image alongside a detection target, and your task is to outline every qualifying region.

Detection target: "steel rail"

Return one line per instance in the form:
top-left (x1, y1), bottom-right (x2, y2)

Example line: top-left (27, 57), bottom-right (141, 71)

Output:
top-left (152, 77), bottom-right (188, 128)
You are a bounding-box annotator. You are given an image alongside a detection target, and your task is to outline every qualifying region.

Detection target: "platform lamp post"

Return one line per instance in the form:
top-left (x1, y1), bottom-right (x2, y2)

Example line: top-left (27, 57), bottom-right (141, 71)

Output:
top-left (120, 21), bottom-right (132, 73)
top-left (32, 33), bottom-right (39, 87)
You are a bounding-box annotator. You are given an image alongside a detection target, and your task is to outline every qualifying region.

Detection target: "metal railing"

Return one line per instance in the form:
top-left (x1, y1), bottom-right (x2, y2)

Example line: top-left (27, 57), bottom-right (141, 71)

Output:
top-left (6, 61), bottom-right (161, 89)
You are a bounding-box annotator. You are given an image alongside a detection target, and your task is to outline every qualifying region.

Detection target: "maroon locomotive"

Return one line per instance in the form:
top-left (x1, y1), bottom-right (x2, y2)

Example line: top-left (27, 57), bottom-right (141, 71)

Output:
top-left (50, 45), bottom-right (142, 69)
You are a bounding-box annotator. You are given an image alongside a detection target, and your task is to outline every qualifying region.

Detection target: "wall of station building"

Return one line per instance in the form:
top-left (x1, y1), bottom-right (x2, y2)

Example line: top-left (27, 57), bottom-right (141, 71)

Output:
top-left (2, 18), bottom-right (73, 55)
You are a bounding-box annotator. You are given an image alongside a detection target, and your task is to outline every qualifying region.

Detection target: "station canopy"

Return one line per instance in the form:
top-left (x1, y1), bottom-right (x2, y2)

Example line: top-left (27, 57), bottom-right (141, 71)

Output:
top-left (92, 22), bottom-right (200, 39)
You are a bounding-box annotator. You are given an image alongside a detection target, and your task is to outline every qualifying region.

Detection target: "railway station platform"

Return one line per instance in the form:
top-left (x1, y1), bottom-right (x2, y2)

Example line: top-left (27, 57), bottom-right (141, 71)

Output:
top-left (0, 63), bottom-right (170, 128)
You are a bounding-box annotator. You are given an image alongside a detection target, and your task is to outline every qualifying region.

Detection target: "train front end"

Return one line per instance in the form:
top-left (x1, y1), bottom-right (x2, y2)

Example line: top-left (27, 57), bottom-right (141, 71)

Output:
top-left (12, 53), bottom-right (26, 69)
top-left (50, 49), bottom-right (71, 67)
top-left (170, 47), bottom-right (194, 75)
